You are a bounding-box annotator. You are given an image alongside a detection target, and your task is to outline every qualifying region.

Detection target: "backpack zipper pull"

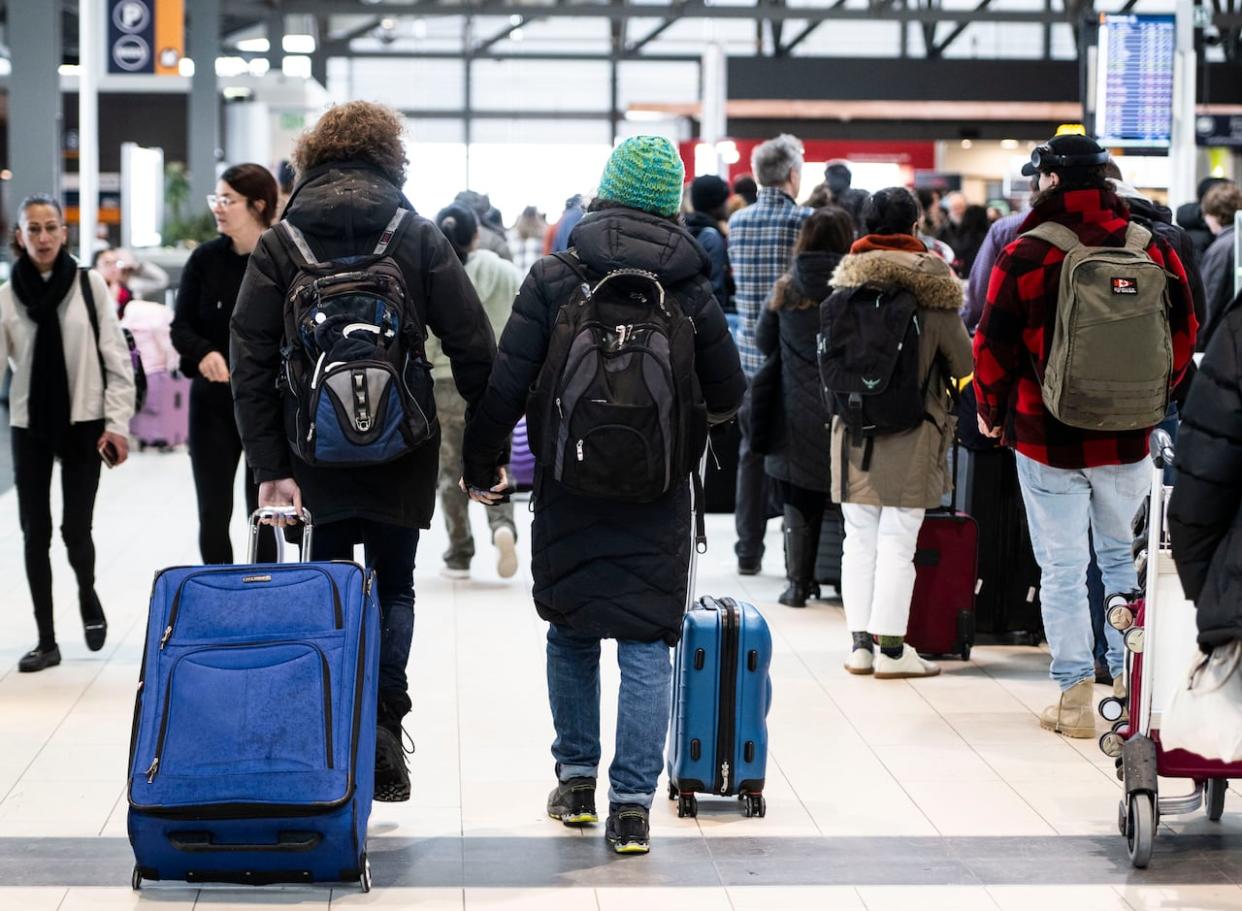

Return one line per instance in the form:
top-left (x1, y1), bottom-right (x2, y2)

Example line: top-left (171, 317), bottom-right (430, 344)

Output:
top-left (576, 440), bottom-right (584, 462)
top-left (556, 397), bottom-right (564, 420)
top-left (720, 759), bottom-right (730, 794)
top-left (145, 757), bottom-right (160, 783)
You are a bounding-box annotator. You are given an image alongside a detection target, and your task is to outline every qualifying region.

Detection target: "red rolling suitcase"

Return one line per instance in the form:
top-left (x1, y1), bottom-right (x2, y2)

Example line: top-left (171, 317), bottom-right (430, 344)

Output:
top-left (905, 444), bottom-right (978, 659)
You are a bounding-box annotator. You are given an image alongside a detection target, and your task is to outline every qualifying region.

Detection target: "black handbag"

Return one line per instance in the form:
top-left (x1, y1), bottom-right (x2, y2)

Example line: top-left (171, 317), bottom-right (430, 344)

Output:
top-left (749, 348), bottom-right (784, 456)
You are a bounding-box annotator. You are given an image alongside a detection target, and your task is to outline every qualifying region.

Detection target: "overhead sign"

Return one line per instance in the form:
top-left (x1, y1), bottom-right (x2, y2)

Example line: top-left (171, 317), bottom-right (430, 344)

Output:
top-left (1094, 14), bottom-right (1176, 149)
top-left (108, 0), bottom-right (184, 76)
top-left (1197, 115), bottom-right (1242, 148)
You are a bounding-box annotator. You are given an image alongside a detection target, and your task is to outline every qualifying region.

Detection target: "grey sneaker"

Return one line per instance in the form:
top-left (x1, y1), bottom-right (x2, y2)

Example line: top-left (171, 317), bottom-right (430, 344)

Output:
top-left (547, 777), bottom-right (598, 827)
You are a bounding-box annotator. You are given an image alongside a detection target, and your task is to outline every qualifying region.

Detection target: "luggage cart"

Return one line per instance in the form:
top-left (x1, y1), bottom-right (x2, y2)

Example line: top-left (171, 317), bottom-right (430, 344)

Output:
top-left (1098, 430), bottom-right (1240, 868)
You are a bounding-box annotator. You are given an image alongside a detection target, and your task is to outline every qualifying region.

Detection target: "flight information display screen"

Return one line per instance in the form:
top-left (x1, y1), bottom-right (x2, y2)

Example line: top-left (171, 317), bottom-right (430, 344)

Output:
top-left (1094, 13), bottom-right (1176, 148)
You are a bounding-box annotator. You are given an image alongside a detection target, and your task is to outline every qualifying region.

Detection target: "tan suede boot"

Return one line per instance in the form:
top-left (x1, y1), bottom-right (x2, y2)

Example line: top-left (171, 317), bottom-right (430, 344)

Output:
top-left (1040, 679), bottom-right (1097, 738)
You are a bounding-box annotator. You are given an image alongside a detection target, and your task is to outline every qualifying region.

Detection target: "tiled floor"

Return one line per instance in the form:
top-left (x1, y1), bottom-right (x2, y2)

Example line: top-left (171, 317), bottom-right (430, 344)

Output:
top-left (0, 449), bottom-right (1239, 909)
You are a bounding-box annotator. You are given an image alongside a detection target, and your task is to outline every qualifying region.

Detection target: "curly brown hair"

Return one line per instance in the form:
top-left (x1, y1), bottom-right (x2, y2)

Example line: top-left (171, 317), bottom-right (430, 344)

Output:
top-left (292, 101), bottom-right (408, 186)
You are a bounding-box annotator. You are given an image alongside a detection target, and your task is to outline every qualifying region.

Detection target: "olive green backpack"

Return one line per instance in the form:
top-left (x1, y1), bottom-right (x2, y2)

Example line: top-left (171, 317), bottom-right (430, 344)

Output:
top-left (1024, 221), bottom-right (1173, 432)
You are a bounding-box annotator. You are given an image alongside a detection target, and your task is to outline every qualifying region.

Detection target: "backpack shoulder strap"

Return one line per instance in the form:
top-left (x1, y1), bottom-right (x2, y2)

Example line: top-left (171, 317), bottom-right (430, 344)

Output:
top-left (551, 248), bottom-right (588, 282)
top-left (1022, 222), bottom-right (1082, 253)
top-left (1123, 222), bottom-right (1153, 253)
top-left (373, 208), bottom-right (410, 257)
top-left (79, 270), bottom-right (107, 391)
top-left (279, 220), bottom-right (320, 268)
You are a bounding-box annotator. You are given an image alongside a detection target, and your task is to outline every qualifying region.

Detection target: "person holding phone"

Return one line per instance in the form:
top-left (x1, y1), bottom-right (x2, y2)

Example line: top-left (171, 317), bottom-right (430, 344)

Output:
top-left (171, 163), bottom-right (278, 565)
top-left (0, 194), bottom-right (135, 672)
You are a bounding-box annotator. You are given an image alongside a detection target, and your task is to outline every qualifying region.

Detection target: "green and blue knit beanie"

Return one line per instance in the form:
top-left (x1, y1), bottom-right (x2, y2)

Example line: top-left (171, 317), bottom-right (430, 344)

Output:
top-left (597, 136), bottom-right (685, 218)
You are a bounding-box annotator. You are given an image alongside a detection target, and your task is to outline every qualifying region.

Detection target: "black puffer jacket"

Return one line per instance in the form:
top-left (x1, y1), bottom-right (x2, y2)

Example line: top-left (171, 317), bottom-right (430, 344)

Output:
top-left (1168, 296), bottom-right (1242, 650)
top-left (463, 207), bottom-right (746, 644)
top-left (230, 162), bottom-right (497, 528)
top-left (756, 251), bottom-right (840, 493)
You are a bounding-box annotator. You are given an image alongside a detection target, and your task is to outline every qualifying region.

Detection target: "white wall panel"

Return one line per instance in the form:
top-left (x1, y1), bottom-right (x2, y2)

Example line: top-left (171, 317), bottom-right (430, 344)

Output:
top-left (617, 61), bottom-right (699, 108)
top-left (342, 58), bottom-right (465, 110)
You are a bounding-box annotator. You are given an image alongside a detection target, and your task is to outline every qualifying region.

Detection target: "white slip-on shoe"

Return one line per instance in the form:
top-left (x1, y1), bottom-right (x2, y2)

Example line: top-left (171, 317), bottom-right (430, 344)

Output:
top-left (494, 526), bottom-right (518, 579)
top-left (844, 648), bottom-right (875, 675)
top-left (874, 644), bottom-right (941, 679)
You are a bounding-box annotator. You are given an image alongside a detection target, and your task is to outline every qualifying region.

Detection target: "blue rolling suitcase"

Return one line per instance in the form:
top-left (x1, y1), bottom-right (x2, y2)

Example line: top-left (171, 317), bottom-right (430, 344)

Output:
top-left (667, 595), bottom-right (772, 818)
top-left (127, 508), bottom-right (381, 892)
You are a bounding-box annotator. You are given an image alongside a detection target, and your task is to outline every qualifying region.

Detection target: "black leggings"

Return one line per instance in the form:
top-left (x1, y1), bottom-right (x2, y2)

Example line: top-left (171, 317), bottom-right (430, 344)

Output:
top-left (12, 420), bottom-right (105, 648)
top-left (188, 379), bottom-right (275, 564)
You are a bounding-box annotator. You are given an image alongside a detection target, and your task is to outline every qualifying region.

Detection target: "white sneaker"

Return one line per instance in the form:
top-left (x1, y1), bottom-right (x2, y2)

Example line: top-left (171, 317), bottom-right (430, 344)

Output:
top-left (440, 564), bottom-right (470, 580)
top-left (844, 648), bottom-right (875, 675)
top-left (494, 526), bottom-right (518, 579)
top-left (874, 644), bottom-right (941, 679)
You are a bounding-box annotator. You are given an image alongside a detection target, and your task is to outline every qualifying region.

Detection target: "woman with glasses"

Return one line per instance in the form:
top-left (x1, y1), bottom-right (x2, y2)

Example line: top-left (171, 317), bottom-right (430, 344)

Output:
top-left (171, 163), bottom-right (278, 563)
top-left (0, 194), bottom-right (135, 671)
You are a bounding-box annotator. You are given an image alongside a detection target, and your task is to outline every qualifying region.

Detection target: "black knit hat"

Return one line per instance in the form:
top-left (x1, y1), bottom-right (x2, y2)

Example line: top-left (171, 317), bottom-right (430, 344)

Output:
top-left (690, 175), bottom-right (730, 214)
top-left (1021, 135), bottom-right (1109, 177)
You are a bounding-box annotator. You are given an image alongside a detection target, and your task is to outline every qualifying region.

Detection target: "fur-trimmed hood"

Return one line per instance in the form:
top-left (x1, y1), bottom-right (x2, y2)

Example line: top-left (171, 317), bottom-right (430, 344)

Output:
top-left (830, 249), bottom-right (963, 311)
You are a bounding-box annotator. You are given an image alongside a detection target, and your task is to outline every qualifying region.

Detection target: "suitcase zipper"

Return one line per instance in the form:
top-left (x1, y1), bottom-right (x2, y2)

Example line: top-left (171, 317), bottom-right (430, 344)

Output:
top-left (715, 598), bottom-right (740, 795)
top-left (145, 640), bottom-right (335, 784)
top-left (160, 566), bottom-right (345, 649)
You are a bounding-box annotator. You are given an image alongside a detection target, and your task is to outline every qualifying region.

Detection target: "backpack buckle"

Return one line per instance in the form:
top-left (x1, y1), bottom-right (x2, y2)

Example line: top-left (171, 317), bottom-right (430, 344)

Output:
top-left (352, 372), bottom-right (372, 433)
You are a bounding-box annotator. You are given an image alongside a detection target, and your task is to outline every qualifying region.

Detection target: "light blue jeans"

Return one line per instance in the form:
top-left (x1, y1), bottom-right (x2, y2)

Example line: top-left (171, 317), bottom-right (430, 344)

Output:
top-left (546, 624), bottom-right (672, 810)
top-left (1015, 453), bottom-right (1149, 690)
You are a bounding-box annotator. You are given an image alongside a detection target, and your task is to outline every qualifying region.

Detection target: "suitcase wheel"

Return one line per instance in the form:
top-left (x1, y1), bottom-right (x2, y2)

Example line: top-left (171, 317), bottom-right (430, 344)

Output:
top-left (360, 855), bottom-right (372, 893)
top-left (131, 866), bottom-right (142, 891)
top-left (741, 793), bottom-right (767, 818)
top-left (677, 793), bottom-right (698, 818)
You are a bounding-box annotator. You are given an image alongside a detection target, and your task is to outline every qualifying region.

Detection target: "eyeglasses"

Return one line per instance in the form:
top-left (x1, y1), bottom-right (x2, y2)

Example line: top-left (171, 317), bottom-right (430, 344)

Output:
top-left (206, 194), bottom-right (240, 210)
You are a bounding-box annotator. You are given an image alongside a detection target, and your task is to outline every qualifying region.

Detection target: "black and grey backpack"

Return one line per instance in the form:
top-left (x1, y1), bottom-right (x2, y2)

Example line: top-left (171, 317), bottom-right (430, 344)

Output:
top-left (527, 251), bottom-right (706, 502)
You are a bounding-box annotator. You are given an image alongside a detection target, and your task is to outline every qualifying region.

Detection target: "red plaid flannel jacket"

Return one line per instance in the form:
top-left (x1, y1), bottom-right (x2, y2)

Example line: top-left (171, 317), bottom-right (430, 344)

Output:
top-left (973, 188), bottom-right (1198, 470)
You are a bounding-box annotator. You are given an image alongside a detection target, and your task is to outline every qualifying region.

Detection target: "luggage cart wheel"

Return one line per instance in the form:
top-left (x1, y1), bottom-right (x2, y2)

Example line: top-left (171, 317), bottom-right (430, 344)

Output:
top-left (677, 794), bottom-right (698, 818)
top-left (1125, 793), bottom-right (1155, 869)
top-left (360, 856), bottom-right (372, 893)
top-left (668, 783), bottom-right (679, 801)
top-left (131, 866), bottom-right (142, 891)
top-left (1206, 779), bottom-right (1227, 822)
top-left (1099, 697), bottom-right (1125, 723)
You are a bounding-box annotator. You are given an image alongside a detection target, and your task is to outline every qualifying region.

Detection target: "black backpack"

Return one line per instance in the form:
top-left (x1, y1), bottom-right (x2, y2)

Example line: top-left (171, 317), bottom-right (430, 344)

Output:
top-left (818, 285), bottom-right (929, 497)
top-left (275, 208), bottom-right (436, 468)
top-left (527, 251), bottom-right (706, 502)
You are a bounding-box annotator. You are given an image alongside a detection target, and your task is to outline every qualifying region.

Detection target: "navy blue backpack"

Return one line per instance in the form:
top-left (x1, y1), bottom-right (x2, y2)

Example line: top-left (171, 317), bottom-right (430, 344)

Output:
top-left (277, 209), bottom-right (436, 467)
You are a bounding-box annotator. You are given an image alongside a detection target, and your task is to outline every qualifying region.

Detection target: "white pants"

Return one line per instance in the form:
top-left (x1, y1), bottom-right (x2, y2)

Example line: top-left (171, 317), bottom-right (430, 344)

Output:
top-left (841, 504), bottom-right (926, 638)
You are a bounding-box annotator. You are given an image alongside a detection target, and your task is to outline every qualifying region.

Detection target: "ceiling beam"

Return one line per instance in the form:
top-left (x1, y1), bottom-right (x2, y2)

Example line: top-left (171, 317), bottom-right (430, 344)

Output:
top-left (224, 1), bottom-right (1099, 25)
top-left (343, 48), bottom-right (698, 61)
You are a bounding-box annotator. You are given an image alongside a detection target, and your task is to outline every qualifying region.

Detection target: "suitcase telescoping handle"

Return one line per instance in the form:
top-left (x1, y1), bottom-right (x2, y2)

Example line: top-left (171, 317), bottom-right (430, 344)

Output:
top-left (248, 507), bottom-right (314, 563)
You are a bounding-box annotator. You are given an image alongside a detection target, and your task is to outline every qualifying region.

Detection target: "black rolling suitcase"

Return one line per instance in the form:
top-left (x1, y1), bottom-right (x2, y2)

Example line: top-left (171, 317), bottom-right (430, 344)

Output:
top-left (954, 445), bottom-right (1043, 645)
top-left (813, 504), bottom-right (845, 593)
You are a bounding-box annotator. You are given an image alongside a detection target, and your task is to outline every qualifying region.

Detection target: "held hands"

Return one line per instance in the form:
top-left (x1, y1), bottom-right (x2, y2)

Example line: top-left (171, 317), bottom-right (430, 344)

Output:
top-left (258, 478), bottom-right (304, 526)
top-left (459, 466), bottom-right (511, 506)
top-left (976, 414), bottom-right (1004, 440)
top-left (199, 351), bottom-right (230, 383)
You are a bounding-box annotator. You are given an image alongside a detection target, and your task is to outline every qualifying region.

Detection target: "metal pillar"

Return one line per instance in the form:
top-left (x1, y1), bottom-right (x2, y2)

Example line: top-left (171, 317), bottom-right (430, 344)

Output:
top-left (699, 43), bottom-right (726, 176)
top-left (1170, 0), bottom-right (1198, 211)
top-left (189, 0), bottom-right (222, 215)
top-left (8, 0), bottom-right (62, 223)
top-left (80, 0), bottom-right (101, 261)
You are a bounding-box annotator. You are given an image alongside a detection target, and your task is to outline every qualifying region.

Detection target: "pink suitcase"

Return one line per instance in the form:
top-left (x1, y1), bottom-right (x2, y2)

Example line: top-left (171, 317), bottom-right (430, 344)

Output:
top-left (130, 369), bottom-right (190, 450)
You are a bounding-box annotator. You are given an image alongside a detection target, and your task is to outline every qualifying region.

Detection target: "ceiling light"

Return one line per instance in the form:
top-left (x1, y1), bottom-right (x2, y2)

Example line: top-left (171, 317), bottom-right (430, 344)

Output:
top-left (58, 64), bottom-right (81, 76)
top-left (1000, 139), bottom-right (1020, 150)
top-left (283, 34), bottom-right (316, 54)
top-left (282, 55), bottom-right (312, 79)
top-left (179, 57), bottom-right (195, 77)
top-left (961, 139), bottom-right (973, 149)
top-left (236, 37), bottom-right (270, 53)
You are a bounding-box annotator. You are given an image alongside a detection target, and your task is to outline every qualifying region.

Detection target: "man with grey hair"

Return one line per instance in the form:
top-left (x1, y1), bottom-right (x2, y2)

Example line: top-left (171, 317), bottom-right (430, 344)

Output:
top-left (727, 134), bottom-right (813, 575)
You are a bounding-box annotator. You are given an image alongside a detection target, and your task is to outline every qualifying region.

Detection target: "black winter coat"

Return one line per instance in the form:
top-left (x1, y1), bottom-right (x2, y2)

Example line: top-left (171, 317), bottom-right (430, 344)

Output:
top-left (230, 162), bottom-right (497, 529)
top-left (1168, 297), bottom-right (1242, 650)
top-left (756, 251), bottom-right (840, 493)
top-left (170, 235), bottom-right (250, 377)
top-left (463, 207), bottom-right (746, 644)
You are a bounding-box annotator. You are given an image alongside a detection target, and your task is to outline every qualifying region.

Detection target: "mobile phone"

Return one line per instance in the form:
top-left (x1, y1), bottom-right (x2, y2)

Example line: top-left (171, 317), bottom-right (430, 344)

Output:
top-left (468, 484), bottom-right (511, 505)
top-left (98, 441), bottom-right (118, 468)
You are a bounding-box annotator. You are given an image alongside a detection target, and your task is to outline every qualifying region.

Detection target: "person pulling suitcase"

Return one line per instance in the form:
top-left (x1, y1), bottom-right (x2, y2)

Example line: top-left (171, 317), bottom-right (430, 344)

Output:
top-left (230, 101), bottom-right (498, 802)
top-left (461, 136), bottom-right (745, 854)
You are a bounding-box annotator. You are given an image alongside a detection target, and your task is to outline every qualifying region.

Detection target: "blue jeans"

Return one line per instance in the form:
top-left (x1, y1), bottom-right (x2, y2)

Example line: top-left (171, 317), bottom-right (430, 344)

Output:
top-left (546, 624), bottom-right (672, 809)
top-left (1015, 454), bottom-right (1148, 690)
top-left (313, 519), bottom-right (419, 729)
